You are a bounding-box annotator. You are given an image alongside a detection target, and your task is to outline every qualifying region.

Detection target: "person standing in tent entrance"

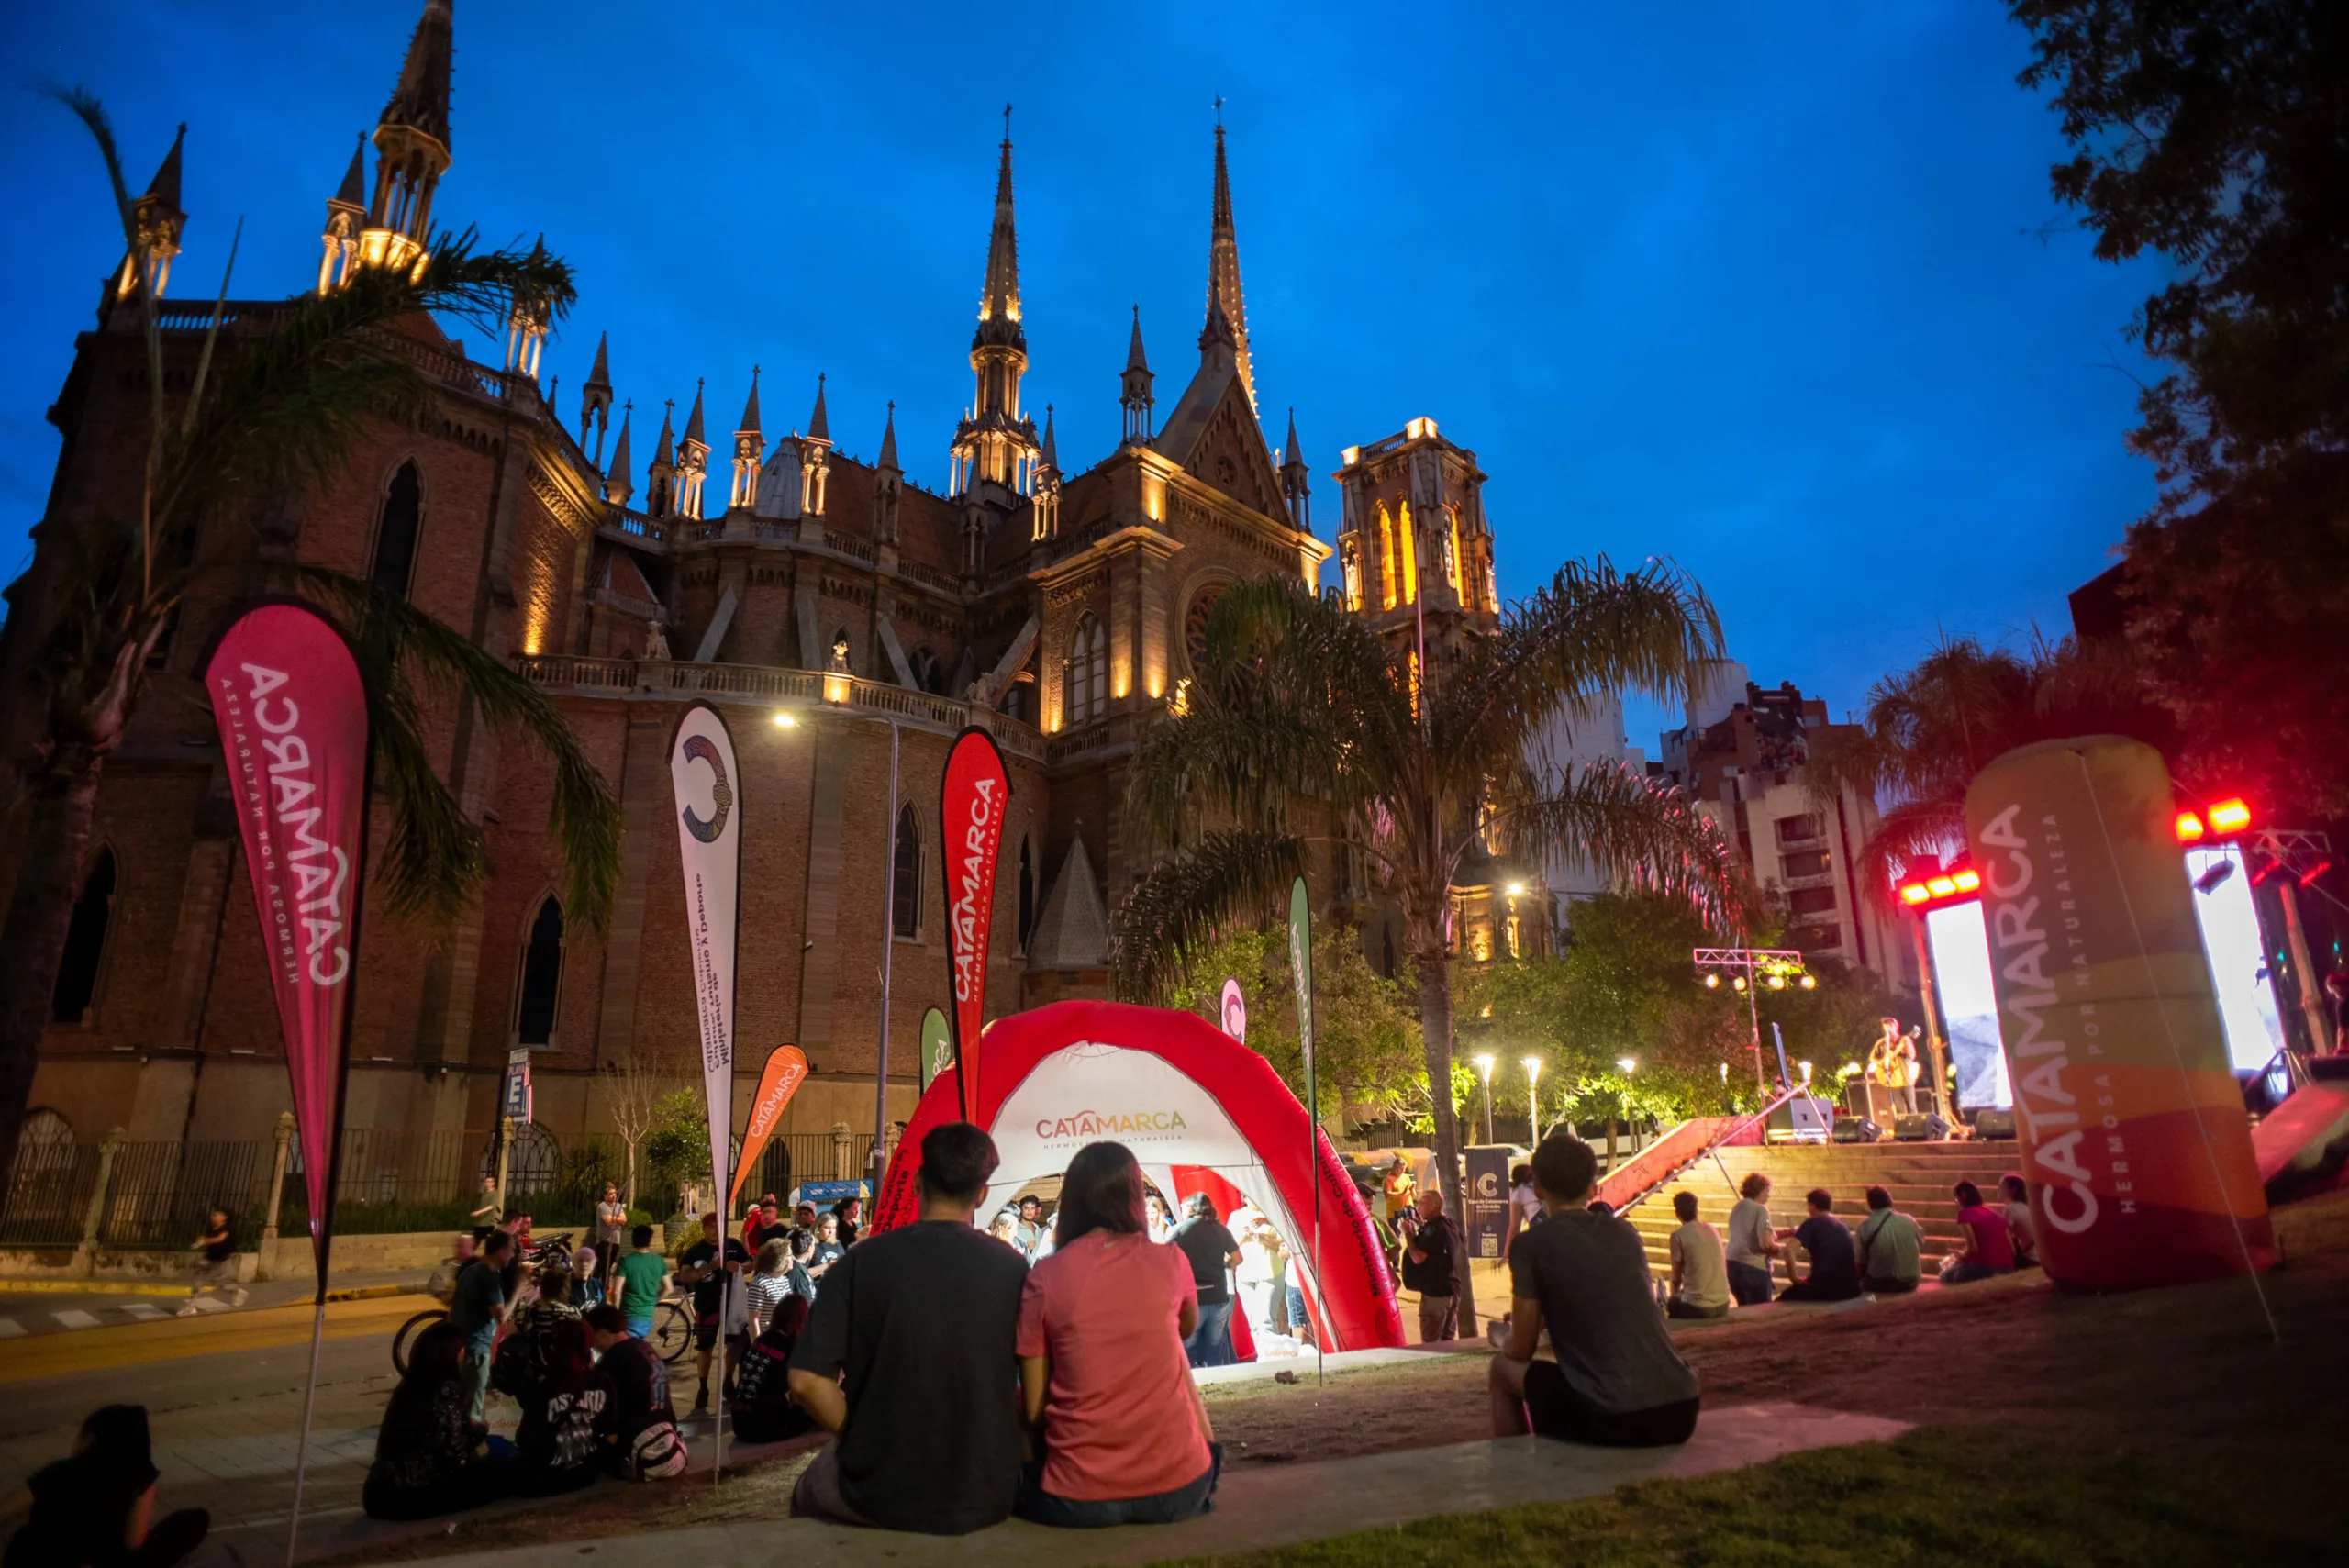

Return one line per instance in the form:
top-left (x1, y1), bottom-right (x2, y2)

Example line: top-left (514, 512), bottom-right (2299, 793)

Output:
top-left (1168, 1195), bottom-right (1242, 1369)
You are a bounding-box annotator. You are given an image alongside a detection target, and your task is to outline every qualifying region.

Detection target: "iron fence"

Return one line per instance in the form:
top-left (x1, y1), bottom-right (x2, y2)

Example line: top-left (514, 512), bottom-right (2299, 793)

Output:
top-left (0, 1142), bottom-right (102, 1248)
top-left (98, 1140), bottom-right (275, 1248)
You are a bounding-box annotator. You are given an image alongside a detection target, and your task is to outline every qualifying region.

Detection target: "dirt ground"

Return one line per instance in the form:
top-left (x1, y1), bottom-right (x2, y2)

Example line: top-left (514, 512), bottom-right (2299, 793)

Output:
top-left (321, 1190), bottom-right (2349, 1562)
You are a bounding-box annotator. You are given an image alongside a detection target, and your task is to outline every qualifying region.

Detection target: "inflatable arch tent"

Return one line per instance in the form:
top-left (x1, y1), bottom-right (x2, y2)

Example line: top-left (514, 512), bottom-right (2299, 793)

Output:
top-left (874, 999), bottom-right (1406, 1352)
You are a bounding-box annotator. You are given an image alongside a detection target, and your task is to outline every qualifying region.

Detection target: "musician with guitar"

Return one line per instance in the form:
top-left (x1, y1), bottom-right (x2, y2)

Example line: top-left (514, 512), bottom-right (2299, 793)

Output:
top-left (1866, 1018), bottom-right (1921, 1117)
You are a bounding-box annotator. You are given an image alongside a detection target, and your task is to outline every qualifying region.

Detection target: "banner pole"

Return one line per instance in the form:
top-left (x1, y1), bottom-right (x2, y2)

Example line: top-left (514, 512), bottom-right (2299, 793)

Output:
top-left (284, 1297), bottom-right (328, 1565)
top-left (873, 720), bottom-right (898, 1189)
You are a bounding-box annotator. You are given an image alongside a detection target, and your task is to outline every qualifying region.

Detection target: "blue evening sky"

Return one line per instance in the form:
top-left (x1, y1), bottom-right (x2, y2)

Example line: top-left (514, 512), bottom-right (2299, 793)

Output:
top-left (0, 0), bottom-right (2159, 751)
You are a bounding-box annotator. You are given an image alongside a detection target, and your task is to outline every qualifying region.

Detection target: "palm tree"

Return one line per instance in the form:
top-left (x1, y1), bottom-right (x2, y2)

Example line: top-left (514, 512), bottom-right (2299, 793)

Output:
top-left (1110, 563), bottom-right (1750, 1333)
top-left (0, 91), bottom-right (622, 1182)
top-left (1805, 632), bottom-right (2176, 901)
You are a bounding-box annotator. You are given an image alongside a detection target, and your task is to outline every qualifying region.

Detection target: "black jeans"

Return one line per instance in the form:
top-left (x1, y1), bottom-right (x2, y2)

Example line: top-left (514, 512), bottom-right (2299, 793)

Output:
top-left (1017, 1444), bottom-right (1222, 1528)
top-left (1522, 1362), bottom-right (1698, 1448)
top-left (1665, 1297), bottom-right (1729, 1319)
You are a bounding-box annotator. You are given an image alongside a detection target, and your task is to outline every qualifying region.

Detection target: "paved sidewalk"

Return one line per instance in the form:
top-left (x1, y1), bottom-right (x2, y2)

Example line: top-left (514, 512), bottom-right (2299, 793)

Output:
top-left (423, 1402), bottom-right (1909, 1568)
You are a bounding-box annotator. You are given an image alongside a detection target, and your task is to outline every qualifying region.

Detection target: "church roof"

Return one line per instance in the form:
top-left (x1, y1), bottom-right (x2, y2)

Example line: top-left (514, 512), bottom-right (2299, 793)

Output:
top-left (331, 133), bottom-right (367, 208)
top-left (144, 125), bottom-right (186, 213)
top-left (1026, 835), bottom-right (1108, 972)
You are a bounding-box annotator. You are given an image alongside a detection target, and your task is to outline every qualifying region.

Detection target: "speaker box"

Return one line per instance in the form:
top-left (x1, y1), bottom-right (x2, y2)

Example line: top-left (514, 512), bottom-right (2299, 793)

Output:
top-left (1894, 1114), bottom-right (1932, 1141)
top-left (1974, 1109), bottom-right (2018, 1140)
top-left (1831, 1118), bottom-right (1866, 1143)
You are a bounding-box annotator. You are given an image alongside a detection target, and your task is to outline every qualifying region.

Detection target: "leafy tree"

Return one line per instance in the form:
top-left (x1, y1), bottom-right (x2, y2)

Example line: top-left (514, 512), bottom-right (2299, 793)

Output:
top-left (1110, 565), bottom-right (1749, 1332)
top-left (2009, 2), bottom-right (2349, 820)
top-left (0, 91), bottom-right (623, 1181)
top-left (1163, 923), bottom-right (1425, 1125)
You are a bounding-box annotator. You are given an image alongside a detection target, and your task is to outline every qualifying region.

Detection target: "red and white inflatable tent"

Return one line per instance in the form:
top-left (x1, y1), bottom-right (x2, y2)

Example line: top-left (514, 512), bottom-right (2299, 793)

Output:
top-left (874, 999), bottom-right (1405, 1353)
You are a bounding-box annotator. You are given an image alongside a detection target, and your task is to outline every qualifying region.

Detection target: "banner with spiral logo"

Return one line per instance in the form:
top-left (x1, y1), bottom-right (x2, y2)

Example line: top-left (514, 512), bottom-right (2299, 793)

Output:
top-left (670, 703), bottom-right (742, 1221)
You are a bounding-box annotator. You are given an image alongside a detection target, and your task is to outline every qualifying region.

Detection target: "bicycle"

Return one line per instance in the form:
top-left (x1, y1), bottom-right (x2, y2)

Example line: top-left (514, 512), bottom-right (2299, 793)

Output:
top-left (392, 1292), bottom-right (692, 1373)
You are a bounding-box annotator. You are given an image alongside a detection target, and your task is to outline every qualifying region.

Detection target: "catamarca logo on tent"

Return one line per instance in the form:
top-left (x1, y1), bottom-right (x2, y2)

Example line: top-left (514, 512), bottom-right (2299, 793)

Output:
top-left (679, 734), bottom-right (733, 842)
top-left (1033, 1108), bottom-right (1190, 1141)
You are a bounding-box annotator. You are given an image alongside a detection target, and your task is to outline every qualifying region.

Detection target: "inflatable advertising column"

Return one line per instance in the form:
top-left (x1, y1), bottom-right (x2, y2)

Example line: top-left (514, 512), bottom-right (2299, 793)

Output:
top-left (1964, 736), bottom-right (2276, 1289)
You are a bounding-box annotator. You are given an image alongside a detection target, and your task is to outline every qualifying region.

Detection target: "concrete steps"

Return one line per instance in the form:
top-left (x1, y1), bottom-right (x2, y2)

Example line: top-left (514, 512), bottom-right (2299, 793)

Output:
top-left (1620, 1140), bottom-right (2026, 1276)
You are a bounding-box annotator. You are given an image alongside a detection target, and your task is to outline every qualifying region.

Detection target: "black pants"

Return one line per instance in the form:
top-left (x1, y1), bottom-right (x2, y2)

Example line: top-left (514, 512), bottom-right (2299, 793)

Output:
top-left (1522, 1362), bottom-right (1698, 1447)
top-left (362, 1460), bottom-right (513, 1520)
top-left (1777, 1277), bottom-right (1861, 1302)
top-left (1665, 1298), bottom-right (1729, 1319)
top-left (1863, 1276), bottom-right (1918, 1294)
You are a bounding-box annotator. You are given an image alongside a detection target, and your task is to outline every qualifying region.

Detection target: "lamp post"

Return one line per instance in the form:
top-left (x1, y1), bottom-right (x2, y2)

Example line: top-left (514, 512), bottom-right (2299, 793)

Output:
top-left (1473, 1053), bottom-right (1496, 1145)
top-left (1692, 947), bottom-right (1809, 1091)
top-left (1521, 1056), bottom-right (1543, 1145)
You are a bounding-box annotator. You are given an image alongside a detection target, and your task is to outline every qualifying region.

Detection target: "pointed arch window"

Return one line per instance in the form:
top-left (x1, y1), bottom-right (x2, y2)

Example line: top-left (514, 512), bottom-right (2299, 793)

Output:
top-left (514, 896), bottom-right (565, 1046)
top-left (371, 462), bottom-right (423, 598)
top-left (1397, 499), bottom-right (1419, 606)
top-left (1065, 614), bottom-right (1108, 727)
top-left (1017, 836), bottom-right (1037, 954)
top-left (50, 848), bottom-right (117, 1026)
top-left (892, 805), bottom-right (921, 940)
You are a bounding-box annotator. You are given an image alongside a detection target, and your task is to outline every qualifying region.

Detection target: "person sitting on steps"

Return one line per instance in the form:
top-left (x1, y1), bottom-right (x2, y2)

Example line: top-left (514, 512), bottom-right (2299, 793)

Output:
top-left (1776, 1189), bottom-right (1862, 1303)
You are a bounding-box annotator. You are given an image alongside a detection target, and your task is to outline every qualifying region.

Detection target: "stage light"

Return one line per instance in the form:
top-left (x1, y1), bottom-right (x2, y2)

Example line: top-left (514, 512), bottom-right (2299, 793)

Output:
top-left (1703, 973), bottom-right (1720, 988)
top-left (1798, 1060), bottom-right (1813, 1084)
top-left (2209, 798), bottom-right (2252, 833)
top-left (1732, 976), bottom-right (1748, 992)
top-left (1927, 876), bottom-right (1957, 897)
top-left (1899, 883), bottom-right (1932, 906)
top-left (1951, 869), bottom-right (1981, 893)
top-left (2247, 851), bottom-right (2288, 887)
top-left (2175, 811), bottom-right (2206, 843)
top-left (2194, 858), bottom-right (2236, 895)
top-left (1506, 882), bottom-right (1526, 897)
top-left (1766, 973), bottom-right (1786, 990)
top-left (2300, 857), bottom-right (2335, 889)
top-left (1799, 973), bottom-right (1817, 990)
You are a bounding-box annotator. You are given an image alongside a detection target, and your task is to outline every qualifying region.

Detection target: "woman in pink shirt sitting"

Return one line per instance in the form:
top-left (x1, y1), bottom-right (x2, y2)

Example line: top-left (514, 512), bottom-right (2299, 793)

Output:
top-left (1016, 1141), bottom-right (1220, 1527)
top-left (1941, 1179), bottom-right (2017, 1284)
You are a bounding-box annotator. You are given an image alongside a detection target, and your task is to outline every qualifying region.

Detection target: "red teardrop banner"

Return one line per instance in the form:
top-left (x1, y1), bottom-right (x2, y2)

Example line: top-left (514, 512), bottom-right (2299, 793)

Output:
top-left (939, 728), bottom-right (1010, 1123)
top-left (729, 1044), bottom-right (810, 1211)
top-left (203, 602), bottom-right (371, 1291)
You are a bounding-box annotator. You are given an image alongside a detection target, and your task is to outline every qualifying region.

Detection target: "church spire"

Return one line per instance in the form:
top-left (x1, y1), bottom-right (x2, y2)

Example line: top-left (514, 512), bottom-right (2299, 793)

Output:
top-left (317, 133), bottom-right (366, 294)
top-left (647, 399), bottom-right (676, 518)
top-left (1206, 115), bottom-right (1254, 409)
top-left (729, 367), bottom-right (763, 509)
top-left (579, 330), bottom-right (613, 462)
top-left (877, 400), bottom-right (899, 472)
top-left (951, 109), bottom-right (1041, 499)
top-left (874, 401), bottom-right (902, 545)
top-left (807, 372), bottom-right (829, 442)
top-left (677, 379), bottom-right (709, 517)
top-left (604, 401), bottom-right (635, 507)
top-left (115, 124), bottom-right (188, 302)
top-left (1031, 404), bottom-right (1062, 543)
top-left (1281, 407), bottom-right (1311, 531)
top-left (1121, 305), bottom-right (1155, 444)
top-left (798, 373), bottom-right (832, 517)
top-left (363, 0), bottom-right (454, 278)
top-left (975, 105), bottom-right (1022, 351)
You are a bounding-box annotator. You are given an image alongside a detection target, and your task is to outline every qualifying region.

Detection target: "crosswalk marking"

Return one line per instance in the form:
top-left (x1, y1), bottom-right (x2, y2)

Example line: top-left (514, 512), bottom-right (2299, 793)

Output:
top-left (117, 1301), bottom-right (168, 1320)
top-left (50, 1309), bottom-right (100, 1329)
top-left (190, 1295), bottom-right (228, 1313)
top-left (0, 1318), bottom-right (22, 1338)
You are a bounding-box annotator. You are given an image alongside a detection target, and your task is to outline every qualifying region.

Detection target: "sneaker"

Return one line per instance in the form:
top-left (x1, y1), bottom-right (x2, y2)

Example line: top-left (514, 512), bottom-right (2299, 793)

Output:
top-left (228, 1287), bottom-right (249, 1307)
top-left (175, 1302), bottom-right (199, 1318)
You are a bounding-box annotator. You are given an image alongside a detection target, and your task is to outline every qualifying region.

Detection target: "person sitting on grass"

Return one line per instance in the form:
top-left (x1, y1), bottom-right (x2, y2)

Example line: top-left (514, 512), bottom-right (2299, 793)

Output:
top-left (1016, 1141), bottom-right (1219, 1528)
top-left (786, 1122), bottom-right (1029, 1533)
top-left (1665, 1191), bottom-right (1731, 1319)
top-left (733, 1296), bottom-right (819, 1445)
top-left (1776, 1189), bottom-right (1861, 1303)
top-left (514, 1318), bottom-right (607, 1498)
top-left (582, 1305), bottom-right (686, 1481)
top-left (1491, 1136), bottom-right (1700, 1447)
top-left (2001, 1174), bottom-right (2039, 1269)
top-left (5, 1404), bottom-right (209, 1567)
top-left (363, 1321), bottom-right (515, 1519)
top-left (1723, 1173), bottom-right (1780, 1307)
top-left (1942, 1181), bottom-right (2015, 1284)
top-left (1854, 1186), bottom-right (1923, 1294)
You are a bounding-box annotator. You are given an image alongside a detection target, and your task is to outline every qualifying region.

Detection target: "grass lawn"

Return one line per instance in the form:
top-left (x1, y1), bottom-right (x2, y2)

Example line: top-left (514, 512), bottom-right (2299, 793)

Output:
top-left (1156, 1426), bottom-right (2326, 1567)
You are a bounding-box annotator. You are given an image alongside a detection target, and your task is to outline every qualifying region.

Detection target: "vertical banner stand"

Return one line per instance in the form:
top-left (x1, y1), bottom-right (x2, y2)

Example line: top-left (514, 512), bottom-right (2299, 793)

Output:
top-left (939, 728), bottom-right (1011, 1128)
top-left (1288, 877), bottom-right (1320, 1387)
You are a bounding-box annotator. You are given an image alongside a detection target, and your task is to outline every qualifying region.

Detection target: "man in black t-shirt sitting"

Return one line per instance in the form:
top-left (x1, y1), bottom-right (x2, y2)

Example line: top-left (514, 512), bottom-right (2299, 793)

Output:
top-left (675, 1212), bottom-right (750, 1415)
top-left (1776, 1189), bottom-right (1862, 1302)
top-left (1492, 1135), bottom-right (1700, 1448)
top-left (787, 1123), bottom-right (1030, 1534)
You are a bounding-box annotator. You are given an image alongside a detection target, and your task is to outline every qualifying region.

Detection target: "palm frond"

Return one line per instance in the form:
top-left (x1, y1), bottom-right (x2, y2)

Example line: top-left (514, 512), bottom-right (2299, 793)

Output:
top-left (297, 568), bottom-right (622, 933)
top-left (1496, 762), bottom-right (1757, 938)
top-left (1439, 557), bottom-right (1723, 779)
top-left (1108, 828), bottom-right (1307, 1003)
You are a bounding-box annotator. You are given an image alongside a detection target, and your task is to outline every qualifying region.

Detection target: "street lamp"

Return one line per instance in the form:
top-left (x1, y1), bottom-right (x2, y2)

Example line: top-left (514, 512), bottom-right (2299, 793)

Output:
top-left (1473, 1053), bottom-right (1496, 1144)
top-left (1521, 1056), bottom-right (1543, 1144)
top-left (1616, 1056), bottom-right (1637, 1074)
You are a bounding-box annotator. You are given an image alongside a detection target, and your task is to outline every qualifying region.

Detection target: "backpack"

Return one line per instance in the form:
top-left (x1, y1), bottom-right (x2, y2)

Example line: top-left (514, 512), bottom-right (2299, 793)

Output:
top-left (629, 1419), bottom-right (687, 1480)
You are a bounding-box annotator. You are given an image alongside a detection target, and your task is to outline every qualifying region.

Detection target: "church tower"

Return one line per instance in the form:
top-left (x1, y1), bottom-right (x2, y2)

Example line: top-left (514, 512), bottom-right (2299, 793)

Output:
top-left (1120, 306), bottom-right (1154, 444)
top-left (579, 331), bottom-right (614, 463)
top-left (646, 400), bottom-right (677, 519)
top-left (799, 374), bottom-right (832, 517)
top-left (114, 126), bottom-right (186, 304)
top-left (359, 0), bottom-right (452, 281)
top-left (949, 112), bottom-right (1042, 501)
top-left (1332, 418), bottom-right (1500, 672)
top-left (317, 134), bottom-right (366, 295)
top-left (1207, 117), bottom-right (1254, 411)
top-left (729, 367), bottom-right (763, 509)
top-left (677, 380), bottom-right (710, 517)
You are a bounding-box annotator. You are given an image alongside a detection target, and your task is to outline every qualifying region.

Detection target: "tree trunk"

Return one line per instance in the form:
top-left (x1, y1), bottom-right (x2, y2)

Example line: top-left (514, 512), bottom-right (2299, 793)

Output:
top-left (0, 764), bottom-right (106, 1184)
top-left (1604, 1116), bottom-right (1617, 1173)
top-left (1412, 952), bottom-right (1478, 1337)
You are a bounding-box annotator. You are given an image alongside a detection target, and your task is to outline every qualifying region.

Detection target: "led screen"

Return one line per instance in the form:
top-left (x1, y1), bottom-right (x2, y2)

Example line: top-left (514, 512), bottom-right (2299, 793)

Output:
top-left (2184, 845), bottom-right (2287, 1073)
top-left (1925, 899), bottom-right (2011, 1110)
